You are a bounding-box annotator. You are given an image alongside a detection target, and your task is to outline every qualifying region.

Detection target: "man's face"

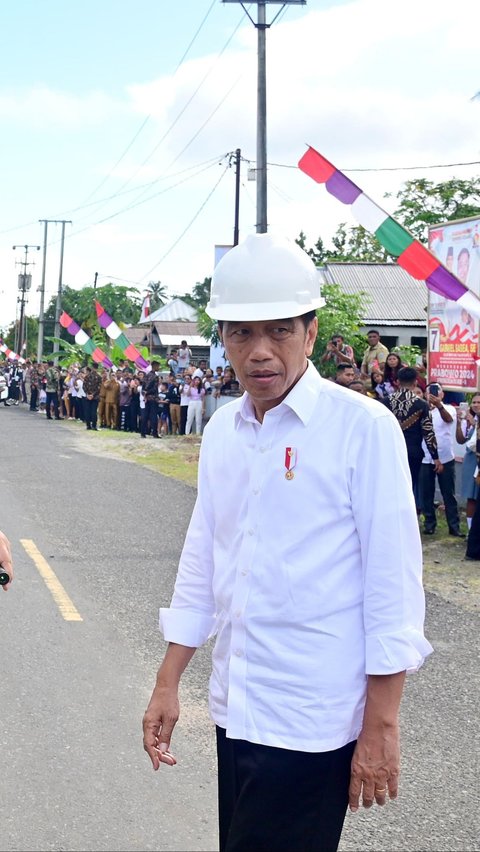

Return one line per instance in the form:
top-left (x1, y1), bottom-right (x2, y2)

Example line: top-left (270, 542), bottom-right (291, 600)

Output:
top-left (367, 332), bottom-right (379, 347)
top-left (457, 251), bottom-right (469, 284)
top-left (336, 367), bottom-right (356, 385)
top-left (220, 316), bottom-right (317, 420)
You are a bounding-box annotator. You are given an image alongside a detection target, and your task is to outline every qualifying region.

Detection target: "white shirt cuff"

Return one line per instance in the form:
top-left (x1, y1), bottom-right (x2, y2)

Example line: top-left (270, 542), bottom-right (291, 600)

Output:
top-left (159, 608), bottom-right (217, 648)
top-left (365, 627), bottom-right (434, 674)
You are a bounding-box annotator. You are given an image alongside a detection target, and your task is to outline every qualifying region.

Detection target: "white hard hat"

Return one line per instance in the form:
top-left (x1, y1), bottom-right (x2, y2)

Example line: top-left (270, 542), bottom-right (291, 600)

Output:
top-left (206, 233), bottom-right (325, 321)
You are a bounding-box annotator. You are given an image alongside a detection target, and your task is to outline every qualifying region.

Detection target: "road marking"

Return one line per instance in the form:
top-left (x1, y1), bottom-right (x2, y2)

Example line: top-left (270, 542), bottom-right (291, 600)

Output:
top-left (20, 539), bottom-right (83, 622)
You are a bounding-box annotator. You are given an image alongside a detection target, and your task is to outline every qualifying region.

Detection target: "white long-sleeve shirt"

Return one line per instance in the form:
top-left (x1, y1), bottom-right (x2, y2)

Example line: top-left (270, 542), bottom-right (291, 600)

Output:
top-left (160, 362), bottom-right (432, 752)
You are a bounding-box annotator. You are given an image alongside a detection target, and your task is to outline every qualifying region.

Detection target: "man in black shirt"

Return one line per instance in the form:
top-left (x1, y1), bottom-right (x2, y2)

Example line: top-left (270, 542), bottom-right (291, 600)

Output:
top-left (386, 367), bottom-right (442, 498)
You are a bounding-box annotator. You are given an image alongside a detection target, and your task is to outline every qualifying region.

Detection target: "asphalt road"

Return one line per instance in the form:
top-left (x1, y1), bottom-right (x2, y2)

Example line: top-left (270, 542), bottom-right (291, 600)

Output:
top-left (0, 406), bottom-right (478, 852)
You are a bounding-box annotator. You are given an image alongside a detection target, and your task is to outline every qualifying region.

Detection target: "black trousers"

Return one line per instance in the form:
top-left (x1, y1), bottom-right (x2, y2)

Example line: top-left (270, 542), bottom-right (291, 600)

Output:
top-left (216, 727), bottom-right (355, 852)
top-left (419, 459), bottom-right (460, 532)
top-left (30, 386), bottom-right (38, 411)
top-left (466, 497), bottom-right (480, 558)
top-left (46, 391), bottom-right (59, 419)
top-left (84, 398), bottom-right (98, 429)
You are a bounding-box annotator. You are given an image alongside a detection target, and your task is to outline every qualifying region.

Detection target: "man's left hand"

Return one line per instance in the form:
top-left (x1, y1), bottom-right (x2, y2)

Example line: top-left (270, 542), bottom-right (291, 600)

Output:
top-left (348, 722), bottom-right (400, 811)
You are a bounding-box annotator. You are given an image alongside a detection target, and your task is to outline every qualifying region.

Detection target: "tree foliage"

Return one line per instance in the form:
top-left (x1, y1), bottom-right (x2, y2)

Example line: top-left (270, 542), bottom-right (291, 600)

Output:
top-left (299, 176), bottom-right (480, 261)
top-left (41, 283), bottom-right (142, 353)
top-left (147, 280), bottom-right (168, 312)
top-left (386, 177), bottom-right (480, 242)
top-left (181, 277), bottom-right (211, 310)
top-left (311, 283), bottom-right (370, 376)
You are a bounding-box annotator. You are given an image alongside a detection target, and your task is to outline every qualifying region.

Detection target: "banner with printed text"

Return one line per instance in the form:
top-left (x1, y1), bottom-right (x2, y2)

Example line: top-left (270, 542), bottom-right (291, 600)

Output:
top-left (428, 217), bottom-right (480, 390)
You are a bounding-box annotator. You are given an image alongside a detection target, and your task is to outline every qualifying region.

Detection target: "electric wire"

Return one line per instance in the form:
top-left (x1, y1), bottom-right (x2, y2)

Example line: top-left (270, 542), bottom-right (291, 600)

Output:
top-left (74, 0), bottom-right (219, 208)
top-left (138, 163), bottom-right (230, 283)
top-left (113, 8), bottom-right (248, 203)
top-left (47, 156), bottom-right (231, 246)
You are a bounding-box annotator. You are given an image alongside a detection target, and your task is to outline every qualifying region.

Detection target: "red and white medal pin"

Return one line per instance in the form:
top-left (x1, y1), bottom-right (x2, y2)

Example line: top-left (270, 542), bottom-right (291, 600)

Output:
top-left (285, 447), bottom-right (297, 480)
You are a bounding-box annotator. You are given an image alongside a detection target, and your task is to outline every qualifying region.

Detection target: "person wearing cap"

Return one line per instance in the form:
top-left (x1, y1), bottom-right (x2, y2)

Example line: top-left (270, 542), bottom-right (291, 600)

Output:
top-left (143, 234), bottom-right (432, 852)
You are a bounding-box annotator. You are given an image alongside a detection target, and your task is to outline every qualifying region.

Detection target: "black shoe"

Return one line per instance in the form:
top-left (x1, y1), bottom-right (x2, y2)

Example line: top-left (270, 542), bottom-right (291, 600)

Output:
top-left (449, 530), bottom-right (466, 538)
top-left (423, 528), bottom-right (435, 535)
top-left (464, 555), bottom-right (480, 561)
top-left (86, 426), bottom-right (91, 430)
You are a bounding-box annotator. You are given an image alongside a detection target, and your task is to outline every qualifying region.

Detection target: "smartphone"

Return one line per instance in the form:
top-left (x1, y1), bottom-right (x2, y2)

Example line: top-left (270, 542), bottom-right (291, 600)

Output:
top-left (429, 384), bottom-right (439, 397)
top-left (459, 402), bottom-right (469, 418)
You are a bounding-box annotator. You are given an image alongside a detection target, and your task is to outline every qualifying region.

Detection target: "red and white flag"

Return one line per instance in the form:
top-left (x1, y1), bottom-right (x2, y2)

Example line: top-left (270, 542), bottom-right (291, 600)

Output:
top-left (140, 293), bottom-right (150, 323)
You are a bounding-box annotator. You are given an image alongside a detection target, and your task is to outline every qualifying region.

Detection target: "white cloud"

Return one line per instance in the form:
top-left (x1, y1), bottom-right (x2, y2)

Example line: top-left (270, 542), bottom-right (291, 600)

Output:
top-left (0, 86), bottom-right (125, 129)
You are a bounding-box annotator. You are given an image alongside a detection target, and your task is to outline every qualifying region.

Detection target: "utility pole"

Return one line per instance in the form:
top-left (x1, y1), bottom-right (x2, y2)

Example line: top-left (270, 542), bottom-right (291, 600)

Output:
top-left (53, 220), bottom-right (72, 362)
top-left (222, 2), bottom-right (306, 233)
top-left (37, 219), bottom-right (72, 362)
top-left (12, 244), bottom-right (40, 356)
top-left (232, 148), bottom-right (241, 246)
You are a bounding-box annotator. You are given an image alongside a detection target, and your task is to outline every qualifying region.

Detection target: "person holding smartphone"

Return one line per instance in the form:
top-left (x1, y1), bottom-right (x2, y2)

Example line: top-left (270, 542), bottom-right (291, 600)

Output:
top-left (420, 383), bottom-right (465, 536)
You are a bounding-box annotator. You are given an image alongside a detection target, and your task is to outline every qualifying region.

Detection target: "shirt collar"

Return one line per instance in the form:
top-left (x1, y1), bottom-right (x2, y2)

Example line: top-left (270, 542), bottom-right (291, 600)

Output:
top-left (235, 360), bottom-right (322, 428)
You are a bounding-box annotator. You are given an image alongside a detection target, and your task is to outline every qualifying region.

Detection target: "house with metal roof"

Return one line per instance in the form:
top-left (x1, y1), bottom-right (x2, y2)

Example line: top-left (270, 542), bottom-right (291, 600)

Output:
top-left (130, 298), bottom-right (209, 361)
top-left (320, 262), bottom-right (428, 351)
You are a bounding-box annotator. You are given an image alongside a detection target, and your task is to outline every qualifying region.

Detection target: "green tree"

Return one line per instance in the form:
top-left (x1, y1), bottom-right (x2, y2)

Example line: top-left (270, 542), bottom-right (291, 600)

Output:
top-left (311, 283), bottom-right (370, 376)
top-left (3, 315), bottom-right (39, 358)
top-left (295, 232), bottom-right (326, 264)
top-left (327, 223), bottom-right (389, 262)
top-left (182, 277), bottom-right (211, 310)
top-left (388, 177), bottom-right (480, 242)
top-left (196, 307), bottom-right (220, 346)
top-left (43, 283), bottom-right (141, 351)
top-left (147, 281), bottom-right (168, 312)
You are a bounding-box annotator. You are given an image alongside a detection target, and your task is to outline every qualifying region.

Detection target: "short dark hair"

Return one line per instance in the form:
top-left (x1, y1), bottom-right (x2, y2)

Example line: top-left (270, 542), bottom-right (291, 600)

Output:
top-left (332, 333), bottom-right (344, 341)
top-left (398, 366), bottom-right (418, 385)
top-left (336, 363), bottom-right (354, 373)
top-left (367, 329), bottom-right (380, 336)
top-left (47, 360), bottom-right (54, 366)
top-left (151, 360), bottom-right (160, 368)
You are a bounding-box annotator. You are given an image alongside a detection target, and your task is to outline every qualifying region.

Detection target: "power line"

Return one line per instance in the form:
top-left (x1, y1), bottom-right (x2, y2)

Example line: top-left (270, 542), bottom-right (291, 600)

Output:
top-left (139, 163), bottom-right (230, 283)
top-left (74, 0), bottom-right (219, 209)
top-left (267, 158), bottom-right (480, 173)
top-left (112, 8), bottom-right (248, 202)
top-left (48, 156), bottom-right (231, 246)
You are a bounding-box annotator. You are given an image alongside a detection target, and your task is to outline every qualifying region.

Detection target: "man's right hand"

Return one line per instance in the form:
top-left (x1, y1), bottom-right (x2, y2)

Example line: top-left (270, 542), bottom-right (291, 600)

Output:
top-left (433, 459), bottom-right (443, 474)
top-left (142, 684), bottom-right (179, 769)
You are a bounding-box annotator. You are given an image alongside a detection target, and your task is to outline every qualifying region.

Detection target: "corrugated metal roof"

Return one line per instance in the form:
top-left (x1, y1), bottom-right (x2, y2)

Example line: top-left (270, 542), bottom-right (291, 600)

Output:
top-left (152, 321), bottom-right (200, 337)
top-left (144, 298), bottom-right (198, 323)
top-left (320, 263), bottom-right (427, 326)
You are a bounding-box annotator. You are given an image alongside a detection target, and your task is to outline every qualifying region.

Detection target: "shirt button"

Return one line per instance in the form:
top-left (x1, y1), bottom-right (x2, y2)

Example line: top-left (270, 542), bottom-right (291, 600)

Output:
top-left (234, 610), bottom-right (241, 618)
top-left (241, 569), bottom-right (248, 576)
top-left (260, 446), bottom-right (267, 453)
top-left (252, 488), bottom-right (260, 495)
top-left (248, 529), bottom-right (254, 536)
top-left (234, 649), bottom-right (243, 657)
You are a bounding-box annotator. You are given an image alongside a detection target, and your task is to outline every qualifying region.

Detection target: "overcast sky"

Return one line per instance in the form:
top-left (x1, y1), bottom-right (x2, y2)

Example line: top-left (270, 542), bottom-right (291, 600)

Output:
top-left (1, 0), bottom-right (479, 332)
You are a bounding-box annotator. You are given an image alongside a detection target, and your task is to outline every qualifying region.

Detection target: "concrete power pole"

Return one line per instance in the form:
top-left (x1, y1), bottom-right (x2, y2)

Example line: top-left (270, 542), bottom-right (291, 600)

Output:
top-left (222, 1), bottom-right (306, 233)
top-left (37, 219), bottom-right (72, 362)
top-left (53, 220), bottom-right (72, 362)
top-left (12, 244), bottom-right (40, 355)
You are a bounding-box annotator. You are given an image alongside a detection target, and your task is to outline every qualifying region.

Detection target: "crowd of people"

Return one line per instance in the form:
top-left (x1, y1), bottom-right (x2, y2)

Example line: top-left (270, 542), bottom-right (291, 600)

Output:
top-left (2, 328), bottom-right (479, 550)
top-left (0, 352), bottom-right (241, 438)
top-left (321, 329), bottom-right (480, 554)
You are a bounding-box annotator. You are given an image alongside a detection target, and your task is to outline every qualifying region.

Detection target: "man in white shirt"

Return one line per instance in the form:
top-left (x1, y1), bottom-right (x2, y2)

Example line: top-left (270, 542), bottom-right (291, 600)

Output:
top-left (143, 234), bottom-right (432, 852)
top-left (177, 340), bottom-right (192, 375)
top-left (420, 382), bottom-right (465, 537)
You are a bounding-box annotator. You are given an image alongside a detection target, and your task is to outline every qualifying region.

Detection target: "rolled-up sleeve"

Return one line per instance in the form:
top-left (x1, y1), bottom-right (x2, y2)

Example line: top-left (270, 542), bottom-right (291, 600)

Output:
top-left (159, 431), bottom-right (217, 648)
top-left (351, 409), bottom-right (434, 675)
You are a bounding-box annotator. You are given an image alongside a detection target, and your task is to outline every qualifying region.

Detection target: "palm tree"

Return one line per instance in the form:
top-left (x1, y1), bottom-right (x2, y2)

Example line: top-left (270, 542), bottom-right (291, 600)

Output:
top-left (147, 281), bottom-right (168, 312)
